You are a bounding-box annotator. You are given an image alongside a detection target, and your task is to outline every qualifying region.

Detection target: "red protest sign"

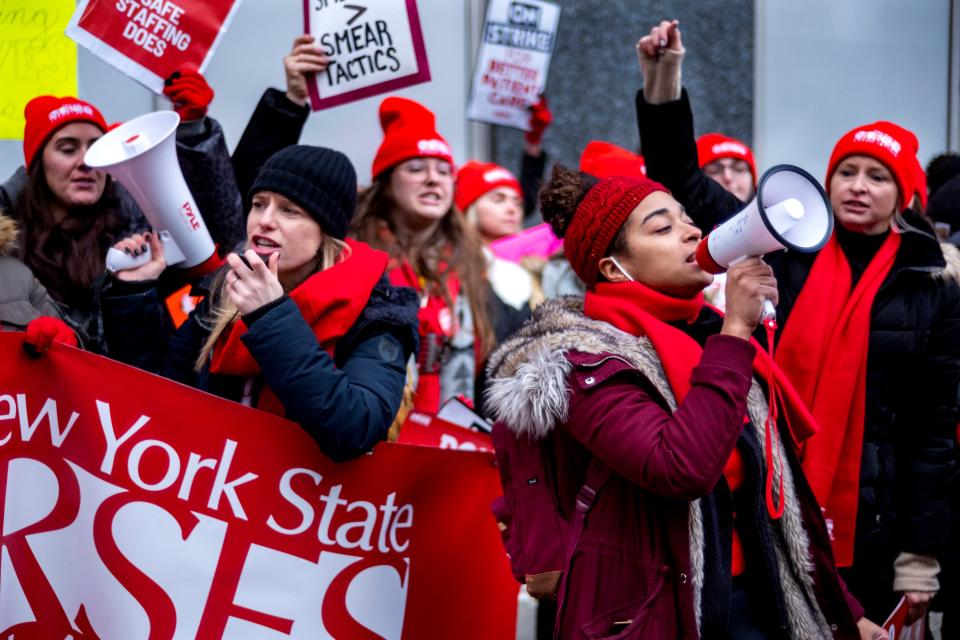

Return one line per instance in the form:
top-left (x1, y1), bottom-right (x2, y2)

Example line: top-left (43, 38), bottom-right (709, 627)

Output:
top-left (0, 333), bottom-right (517, 638)
top-left (304, 0), bottom-right (431, 110)
top-left (398, 411), bottom-right (494, 452)
top-left (882, 597), bottom-right (926, 640)
top-left (66, 0), bottom-right (242, 93)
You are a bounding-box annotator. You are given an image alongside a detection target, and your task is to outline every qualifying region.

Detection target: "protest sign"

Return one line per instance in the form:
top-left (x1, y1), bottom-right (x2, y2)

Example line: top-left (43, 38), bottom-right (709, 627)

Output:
top-left (466, 0), bottom-right (560, 130)
top-left (304, 0), bottom-right (431, 111)
top-left (882, 597), bottom-right (926, 640)
top-left (0, 0), bottom-right (77, 139)
top-left (65, 0), bottom-right (243, 94)
top-left (0, 333), bottom-right (517, 638)
top-left (398, 411), bottom-right (493, 453)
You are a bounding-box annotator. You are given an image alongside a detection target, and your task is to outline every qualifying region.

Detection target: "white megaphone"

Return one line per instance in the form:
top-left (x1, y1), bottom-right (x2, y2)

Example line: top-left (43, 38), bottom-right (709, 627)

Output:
top-left (695, 164), bottom-right (833, 323)
top-left (85, 111), bottom-right (218, 274)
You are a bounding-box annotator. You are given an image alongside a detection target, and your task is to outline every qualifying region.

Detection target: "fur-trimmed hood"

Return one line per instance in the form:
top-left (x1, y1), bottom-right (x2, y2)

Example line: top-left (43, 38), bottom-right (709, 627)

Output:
top-left (485, 296), bottom-right (664, 439)
top-left (936, 241), bottom-right (960, 284)
top-left (0, 211), bottom-right (17, 256)
top-left (484, 295), bottom-right (834, 638)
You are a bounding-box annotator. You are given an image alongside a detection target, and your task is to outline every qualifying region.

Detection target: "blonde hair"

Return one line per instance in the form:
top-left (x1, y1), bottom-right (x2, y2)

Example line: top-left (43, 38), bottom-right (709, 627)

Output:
top-left (194, 235), bottom-right (350, 371)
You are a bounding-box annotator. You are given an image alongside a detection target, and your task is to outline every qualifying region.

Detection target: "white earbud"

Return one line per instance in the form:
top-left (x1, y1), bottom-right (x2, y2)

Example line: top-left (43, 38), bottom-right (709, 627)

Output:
top-left (608, 256), bottom-right (635, 282)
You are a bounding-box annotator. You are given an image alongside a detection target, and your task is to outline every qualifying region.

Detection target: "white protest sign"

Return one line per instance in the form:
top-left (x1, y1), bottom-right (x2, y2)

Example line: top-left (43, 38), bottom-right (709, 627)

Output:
top-left (466, 0), bottom-right (560, 130)
top-left (305, 0), bottom-right (431, 111)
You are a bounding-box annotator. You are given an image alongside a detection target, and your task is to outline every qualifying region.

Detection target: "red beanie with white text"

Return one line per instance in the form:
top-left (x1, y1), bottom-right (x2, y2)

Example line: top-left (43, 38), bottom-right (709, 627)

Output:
top-left (371, 97), bottom-right (454, 179)
top-left (826, 121), bottom-right (919, 212)
top-left (697, 133), bottom-right (757, 184)
top-left (454, 161), bottom-right (522, 212)
top-left (23, 96), bottom-right (108, 169)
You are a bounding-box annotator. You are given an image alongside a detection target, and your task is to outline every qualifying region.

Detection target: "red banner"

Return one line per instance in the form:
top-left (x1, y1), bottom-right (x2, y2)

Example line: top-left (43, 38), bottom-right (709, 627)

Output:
top-left (882, 597), bottom-right (926, 640)
top-left (66, 0), bottom-right (242, 93)
top-left (0, 333), bottom-right (517, 638)
top-left (397, 411), bottom-right (493, 452)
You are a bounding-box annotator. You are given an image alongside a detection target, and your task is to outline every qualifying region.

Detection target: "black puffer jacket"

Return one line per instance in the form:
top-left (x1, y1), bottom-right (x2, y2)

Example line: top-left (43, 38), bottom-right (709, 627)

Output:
top-left (101, 272), bottom-right (419, 462)
top-left (637, 88), bottom-right (960, 616)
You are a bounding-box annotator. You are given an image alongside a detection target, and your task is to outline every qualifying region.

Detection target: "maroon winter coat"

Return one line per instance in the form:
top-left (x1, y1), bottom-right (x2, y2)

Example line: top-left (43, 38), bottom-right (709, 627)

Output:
top-left (485, 297), bottom-right (860, 640)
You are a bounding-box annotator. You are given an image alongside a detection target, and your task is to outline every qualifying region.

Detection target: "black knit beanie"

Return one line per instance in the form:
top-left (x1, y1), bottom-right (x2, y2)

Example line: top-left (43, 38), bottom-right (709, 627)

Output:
top-left (249, 145), bottom-right (357, 239)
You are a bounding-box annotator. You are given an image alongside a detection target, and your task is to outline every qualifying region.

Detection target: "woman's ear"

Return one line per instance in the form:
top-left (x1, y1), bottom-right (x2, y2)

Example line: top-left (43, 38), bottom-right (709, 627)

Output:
top-left (598, 256), bottom-right (630, 283)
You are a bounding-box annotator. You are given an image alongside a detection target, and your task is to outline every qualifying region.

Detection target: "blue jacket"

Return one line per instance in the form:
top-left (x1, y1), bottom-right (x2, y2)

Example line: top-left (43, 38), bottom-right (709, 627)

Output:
top-left (102, 274), bottom-right (419, 461)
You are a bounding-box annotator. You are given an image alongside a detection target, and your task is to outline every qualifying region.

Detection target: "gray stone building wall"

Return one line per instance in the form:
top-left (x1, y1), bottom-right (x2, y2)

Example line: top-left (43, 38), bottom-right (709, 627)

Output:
top-left (490, 0), bottom-right (753, 192)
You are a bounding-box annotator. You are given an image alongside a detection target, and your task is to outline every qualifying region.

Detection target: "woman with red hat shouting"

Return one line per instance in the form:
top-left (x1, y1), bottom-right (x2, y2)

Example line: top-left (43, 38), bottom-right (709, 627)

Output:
top-left (485, 166), bottom-right (867, 639)
top-left (353, 97), bottom-right (497, 414)
top-left (637, 19), bottom-right (960, 629)
top-left (2, 79), bottom-right (243, 353)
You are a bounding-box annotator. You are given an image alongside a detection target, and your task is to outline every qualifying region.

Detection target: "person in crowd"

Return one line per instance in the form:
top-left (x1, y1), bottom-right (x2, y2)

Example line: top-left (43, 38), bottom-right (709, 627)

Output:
top-left (352, 97), bottom-right (509, 414)
top-left (485, 165), bottom-right (880, 640)
top-left (0, 72), bottom-right (244, 351)
top-left (455, 160), bottom-right (535, 311)
top-left (0, 211), bottom-right (64, 332)
top-left (928, 172), bottom-right (960, 245)
top-left (636, 19), bottom-right (960, 627)
top-left (101, 145), bottom-right (419, 462)
top-left (925, 152), bottom-right (960, 202)
top-left (697, 133), bottom-right (757, 203)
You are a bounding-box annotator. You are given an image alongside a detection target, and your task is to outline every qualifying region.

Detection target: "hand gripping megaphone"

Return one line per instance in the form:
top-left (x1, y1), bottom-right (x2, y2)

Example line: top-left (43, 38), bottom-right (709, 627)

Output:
top-left (85, 111), bottom-right (219, 275)
top-left (694, 164), bottom-right (833, 322)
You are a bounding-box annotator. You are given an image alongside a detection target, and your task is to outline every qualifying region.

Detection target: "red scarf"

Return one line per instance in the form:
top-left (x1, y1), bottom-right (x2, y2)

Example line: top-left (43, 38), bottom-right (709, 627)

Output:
top-left (584, 281), bottom-right (821, 520)
top-left (775, 230), bottom-right (900, 566)
top-left (209, 239), bottom-right (388, 415)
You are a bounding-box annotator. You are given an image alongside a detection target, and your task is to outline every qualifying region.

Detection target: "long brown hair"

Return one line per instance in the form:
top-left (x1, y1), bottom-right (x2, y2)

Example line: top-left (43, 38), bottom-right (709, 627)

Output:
top-left (15, 163), bottom-right (123, 307)
top-left (353, 172), bottom-right (495, 356)
top-left (194, 234), bottom-right (349, 371)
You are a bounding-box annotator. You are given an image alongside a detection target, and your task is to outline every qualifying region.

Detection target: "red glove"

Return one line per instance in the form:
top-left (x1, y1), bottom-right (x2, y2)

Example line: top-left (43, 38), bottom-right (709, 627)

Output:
top-left (24, 316), bottom-right (78, 356)
top-left (163, 68), bottom-right (214, 121)
top-left (524, 95), bottom-right (552, 146)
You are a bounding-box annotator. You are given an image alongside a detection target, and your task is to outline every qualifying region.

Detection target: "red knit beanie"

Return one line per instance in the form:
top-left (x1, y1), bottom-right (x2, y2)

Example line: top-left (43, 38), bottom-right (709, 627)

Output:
top-left (579, 141), bottom-right (646, 178)
top-left (23, 96), bottom-right (108, 169)
top-left (564, 175), bottom-right (670, 286)
top-left (371, 97), bottom-right (454, 179)
top-left (697, 133), bottom-right (757, 184)
top-left (826, 121), bottom-right (919, 211)
top-left (454, 161), bottom-right (522, 212)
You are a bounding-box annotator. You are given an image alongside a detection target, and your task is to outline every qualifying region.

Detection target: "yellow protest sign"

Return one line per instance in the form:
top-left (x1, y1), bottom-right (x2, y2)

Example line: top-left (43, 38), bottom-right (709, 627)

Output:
top-left (0, 0), bottom-right (78, 139)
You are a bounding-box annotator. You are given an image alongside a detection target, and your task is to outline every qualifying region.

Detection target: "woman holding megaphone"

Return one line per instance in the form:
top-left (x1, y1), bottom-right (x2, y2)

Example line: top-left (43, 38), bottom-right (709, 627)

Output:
top-left (636, 19), bottom-right (960, 631)
top-left (101, 146), bottom-right (419, 462)
top-left (485, 166), bottom-right (862, 639)
top-left (1, 73), bottom-right (244, 352)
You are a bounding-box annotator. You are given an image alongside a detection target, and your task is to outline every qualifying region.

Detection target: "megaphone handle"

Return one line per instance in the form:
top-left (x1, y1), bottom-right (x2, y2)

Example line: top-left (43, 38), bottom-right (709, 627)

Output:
top-left (761, 299), bottom-right (777, 326)
top-left (105, 246), bottom-right (151, 272)
top-left (105, 231), bottom-right (183, 272)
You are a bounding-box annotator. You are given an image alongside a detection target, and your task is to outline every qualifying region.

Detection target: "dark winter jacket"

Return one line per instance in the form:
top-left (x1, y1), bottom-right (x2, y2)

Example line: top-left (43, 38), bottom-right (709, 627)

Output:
top-left (0, 213), bottom-right (63, 331)
top-left (637, 88), bottom-right (960, 615)
top-left (100, 272), bottom-right (420, 462)
top-left (232, 89), bottom-right (310, 200)
top-left (0, 116), bottom-right (245, 351)
top-left (485, 297), bottom-right (859, 639)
